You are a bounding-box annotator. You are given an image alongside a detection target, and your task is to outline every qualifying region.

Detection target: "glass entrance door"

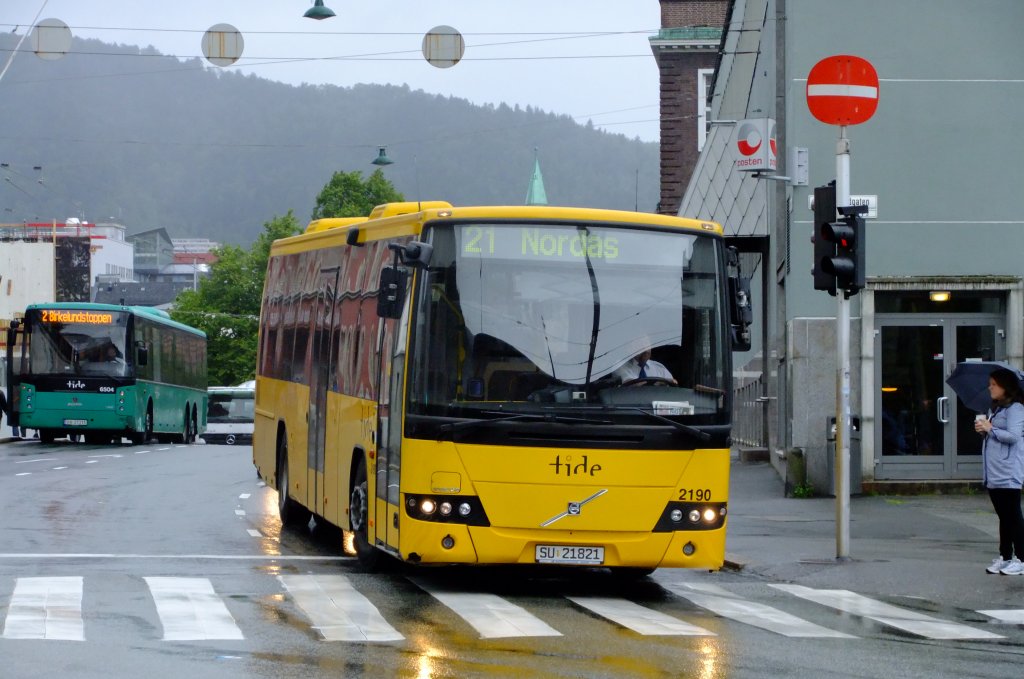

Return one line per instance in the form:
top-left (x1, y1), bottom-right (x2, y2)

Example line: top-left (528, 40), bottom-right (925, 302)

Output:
top-left (875, 315), bottom-right (1003, 480)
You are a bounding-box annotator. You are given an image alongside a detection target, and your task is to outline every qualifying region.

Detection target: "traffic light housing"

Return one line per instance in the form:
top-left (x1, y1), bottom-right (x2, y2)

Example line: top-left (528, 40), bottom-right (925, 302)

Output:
top-left (812, 183), bottom-right (837, 295)
top-left (823, 205), bottom-right (867, 296)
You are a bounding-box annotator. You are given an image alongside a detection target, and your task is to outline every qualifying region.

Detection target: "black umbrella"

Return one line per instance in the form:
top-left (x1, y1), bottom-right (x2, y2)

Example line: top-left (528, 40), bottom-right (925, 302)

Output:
top-left (945, 361), bottom-right (1024, 413)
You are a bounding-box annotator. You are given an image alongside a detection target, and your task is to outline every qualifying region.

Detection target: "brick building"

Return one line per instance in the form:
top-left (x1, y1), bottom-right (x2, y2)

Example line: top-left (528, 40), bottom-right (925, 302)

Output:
top-left (649, 0), bottom-right (728, 216)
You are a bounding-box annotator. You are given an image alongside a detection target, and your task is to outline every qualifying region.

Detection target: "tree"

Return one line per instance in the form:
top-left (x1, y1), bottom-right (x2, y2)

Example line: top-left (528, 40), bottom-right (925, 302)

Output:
top-left (311, 168), bottom-right (404, 220)
top-left (170, 212), bottom-right (302, 386)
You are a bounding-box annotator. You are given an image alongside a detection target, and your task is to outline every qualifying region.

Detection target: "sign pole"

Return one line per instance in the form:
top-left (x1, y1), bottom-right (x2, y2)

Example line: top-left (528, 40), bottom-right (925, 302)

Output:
top-left (835, 125), bottom-right (851, 560)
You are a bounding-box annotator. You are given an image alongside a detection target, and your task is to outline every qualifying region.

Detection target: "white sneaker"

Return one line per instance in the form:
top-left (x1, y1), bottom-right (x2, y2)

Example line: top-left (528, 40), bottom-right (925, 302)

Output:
top-left (987, 557), bottom-right (1011, 574)
top-left (1000, 558), bottom-right (1024, 575)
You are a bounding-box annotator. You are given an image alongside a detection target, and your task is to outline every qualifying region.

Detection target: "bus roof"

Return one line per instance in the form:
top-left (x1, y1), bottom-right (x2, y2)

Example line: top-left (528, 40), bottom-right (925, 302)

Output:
top-left (273, 203), bottom-right (723, 256)
top-left (25, 302), bottom-right (207, 338)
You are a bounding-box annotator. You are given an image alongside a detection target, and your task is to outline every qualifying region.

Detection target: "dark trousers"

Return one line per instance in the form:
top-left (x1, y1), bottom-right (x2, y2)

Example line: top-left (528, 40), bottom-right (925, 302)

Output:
top-left (989, 488), bottom-right (1024, 560)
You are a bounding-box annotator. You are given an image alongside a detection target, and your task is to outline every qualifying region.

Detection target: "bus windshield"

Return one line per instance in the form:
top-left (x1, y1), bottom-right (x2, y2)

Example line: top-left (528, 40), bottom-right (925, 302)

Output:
top-left (408, 222), bottom-right (727, 423)
top-left (27, 309), bottom-right (131, 378)
top-left (208, 390), bottom-right (255, 423)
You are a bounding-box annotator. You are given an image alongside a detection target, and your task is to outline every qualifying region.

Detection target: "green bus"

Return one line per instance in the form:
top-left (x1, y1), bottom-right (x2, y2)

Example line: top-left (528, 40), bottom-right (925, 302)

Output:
top-left (6, 303), bottom-right (207, 445)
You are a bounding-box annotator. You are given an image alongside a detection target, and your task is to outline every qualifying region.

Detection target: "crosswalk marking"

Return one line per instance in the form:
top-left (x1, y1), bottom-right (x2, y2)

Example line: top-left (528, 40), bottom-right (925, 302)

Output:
top-left (279, 574), bottom-right (403, 642)
top-left (567, 596), bottom-right (714, 636)
top-left (978, 609), bottom-right (1024, 624)
top-left (144, 577), bottom-right (244, 641)
top-left (665, 583), bottom-right (854, 638)
top-left (412, 579), bottom-right (561, 639)
top-left (772, 585), bottom-right (1003, 640)
top-left (2, 576), bottom-right (84, 640)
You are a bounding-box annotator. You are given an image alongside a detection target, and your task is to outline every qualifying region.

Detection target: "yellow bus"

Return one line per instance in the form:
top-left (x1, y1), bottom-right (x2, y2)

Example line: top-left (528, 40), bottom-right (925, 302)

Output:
top-left (254, 201), bottom-right (751, 573)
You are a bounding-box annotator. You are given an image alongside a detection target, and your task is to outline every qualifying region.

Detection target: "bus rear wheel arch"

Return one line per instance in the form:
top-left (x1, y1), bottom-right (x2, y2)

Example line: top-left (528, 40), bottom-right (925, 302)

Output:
top-left (276, 425), bottom-right (311, 528)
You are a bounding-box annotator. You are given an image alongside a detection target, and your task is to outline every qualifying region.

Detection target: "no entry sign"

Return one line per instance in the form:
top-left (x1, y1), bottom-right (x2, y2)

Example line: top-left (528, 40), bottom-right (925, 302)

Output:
top-left (806, 55), bottom-right (879, 126)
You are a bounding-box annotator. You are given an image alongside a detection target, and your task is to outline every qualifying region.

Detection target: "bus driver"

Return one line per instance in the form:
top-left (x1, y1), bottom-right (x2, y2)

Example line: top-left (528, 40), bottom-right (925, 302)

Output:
top-left (613, 337), bottom-right (676, 384)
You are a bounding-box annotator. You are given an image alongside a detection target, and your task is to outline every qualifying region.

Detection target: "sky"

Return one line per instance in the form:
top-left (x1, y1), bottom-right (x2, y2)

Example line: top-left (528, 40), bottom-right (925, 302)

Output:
top-left (1, 0), bottom-right (663, 142)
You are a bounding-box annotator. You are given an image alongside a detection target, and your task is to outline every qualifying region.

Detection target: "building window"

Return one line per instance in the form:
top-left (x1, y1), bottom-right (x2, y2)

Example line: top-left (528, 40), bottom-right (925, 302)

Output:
top-left (697, 68), bottom-right (714, 152)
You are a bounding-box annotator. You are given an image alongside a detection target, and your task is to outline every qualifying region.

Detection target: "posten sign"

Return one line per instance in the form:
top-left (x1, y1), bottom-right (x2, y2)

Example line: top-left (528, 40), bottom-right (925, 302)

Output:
top-left (732, 118), bottom-right (777, 172)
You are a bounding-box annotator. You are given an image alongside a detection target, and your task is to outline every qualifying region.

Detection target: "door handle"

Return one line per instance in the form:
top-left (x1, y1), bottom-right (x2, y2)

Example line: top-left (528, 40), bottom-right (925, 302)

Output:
top-left (937, 396), bottom-right (949, 423)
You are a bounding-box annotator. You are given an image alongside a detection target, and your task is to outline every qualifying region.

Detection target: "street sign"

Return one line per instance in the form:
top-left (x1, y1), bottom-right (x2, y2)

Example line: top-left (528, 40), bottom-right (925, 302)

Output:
top-left (808, 194), bottom-right (877, 219)
top-left (32, 18), bottom-right (72, 61)
top-left (202, 23), bottom-right (244, 67)
top-left (422, 26), bottom-right (465, 69)
top-left (806, 55), bottom-right (878, 126)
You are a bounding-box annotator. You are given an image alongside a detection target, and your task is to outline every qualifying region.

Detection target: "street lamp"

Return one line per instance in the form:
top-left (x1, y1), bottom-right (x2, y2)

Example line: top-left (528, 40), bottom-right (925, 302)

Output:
top-left (371, 146), bottom-right (394, 166)
top-left (303, 0), bottom-right (336, 20)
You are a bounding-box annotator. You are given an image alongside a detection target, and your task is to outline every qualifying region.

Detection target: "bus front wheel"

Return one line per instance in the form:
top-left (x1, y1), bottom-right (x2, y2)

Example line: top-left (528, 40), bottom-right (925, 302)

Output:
top-left (349, 457), bottom-right (379, 571)
top-left (277, 433), bottom-right (311, 529)
top-left (130, 406), bottom-right (153, 445)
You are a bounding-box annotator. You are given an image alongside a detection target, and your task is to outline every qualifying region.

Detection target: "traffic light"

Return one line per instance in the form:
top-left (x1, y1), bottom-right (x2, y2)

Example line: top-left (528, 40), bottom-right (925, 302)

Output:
top-left (824, 205), bottom-right (867, 295)
top-left (812, 183), bottom-right (837, 295)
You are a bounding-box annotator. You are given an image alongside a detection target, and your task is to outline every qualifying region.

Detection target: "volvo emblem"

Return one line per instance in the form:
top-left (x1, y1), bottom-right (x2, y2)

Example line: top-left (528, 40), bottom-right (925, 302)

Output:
top-left (541, 489), bottom-right (608, 527)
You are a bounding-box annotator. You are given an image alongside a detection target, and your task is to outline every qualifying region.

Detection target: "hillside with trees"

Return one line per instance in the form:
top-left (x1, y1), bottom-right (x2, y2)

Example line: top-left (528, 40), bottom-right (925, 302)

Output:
top-left (0, 34), bottom-right (659, 244)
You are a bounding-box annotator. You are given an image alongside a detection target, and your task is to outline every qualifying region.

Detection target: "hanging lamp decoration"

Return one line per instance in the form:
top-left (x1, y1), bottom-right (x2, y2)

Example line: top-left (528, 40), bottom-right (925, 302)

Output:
top-left (372, 147), bottom-right (394, 166)
top-left (303, 0), bottom-right (336, 20)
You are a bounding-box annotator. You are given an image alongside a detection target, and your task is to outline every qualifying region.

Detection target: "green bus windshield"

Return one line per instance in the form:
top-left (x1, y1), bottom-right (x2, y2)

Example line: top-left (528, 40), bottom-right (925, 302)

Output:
top-left (27, 309), bottom-right (131, 378)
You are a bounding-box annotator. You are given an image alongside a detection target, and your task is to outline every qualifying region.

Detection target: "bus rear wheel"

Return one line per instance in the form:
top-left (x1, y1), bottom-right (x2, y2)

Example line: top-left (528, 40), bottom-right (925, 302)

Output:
top-left (349, 457), bottom-right (379, 571)
top-left (277, 432), bottom-right (311, 529)
top-left (39, 429), bottom-right (56, 444)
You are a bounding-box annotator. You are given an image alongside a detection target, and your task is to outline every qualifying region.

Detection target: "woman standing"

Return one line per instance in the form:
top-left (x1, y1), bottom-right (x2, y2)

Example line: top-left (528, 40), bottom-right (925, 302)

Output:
top-left (976, 367), bottom-right (1024, 575)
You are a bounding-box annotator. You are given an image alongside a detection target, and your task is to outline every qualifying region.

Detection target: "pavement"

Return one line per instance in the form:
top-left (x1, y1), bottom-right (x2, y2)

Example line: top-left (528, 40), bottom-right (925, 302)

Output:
top-left (723, 454), bottom-right (1024, 609)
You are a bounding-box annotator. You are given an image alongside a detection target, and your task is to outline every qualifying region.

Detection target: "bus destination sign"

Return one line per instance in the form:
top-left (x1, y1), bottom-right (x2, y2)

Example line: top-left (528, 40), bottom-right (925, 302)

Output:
top-left (39, 309), bottom-right (115, 324)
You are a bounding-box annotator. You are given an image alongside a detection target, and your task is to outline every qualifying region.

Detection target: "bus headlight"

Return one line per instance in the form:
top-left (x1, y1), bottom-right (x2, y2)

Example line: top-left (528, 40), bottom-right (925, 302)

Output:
top-left (653, 502), bottom-right (728, 532)
top-left (403, 494), bottom-right (489, 526)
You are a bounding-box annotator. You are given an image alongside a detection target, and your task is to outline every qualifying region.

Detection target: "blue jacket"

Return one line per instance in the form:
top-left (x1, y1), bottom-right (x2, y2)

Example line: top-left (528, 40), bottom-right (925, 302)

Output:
top-left (982, 402), bottom-right (1024, 489)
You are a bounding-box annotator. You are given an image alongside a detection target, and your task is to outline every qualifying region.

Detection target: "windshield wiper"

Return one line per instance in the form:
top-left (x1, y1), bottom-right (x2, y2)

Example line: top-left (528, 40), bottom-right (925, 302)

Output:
top-left (597, 406), bottom-right (711, 441)
top-left (438, 411), bottom-right (612, 435)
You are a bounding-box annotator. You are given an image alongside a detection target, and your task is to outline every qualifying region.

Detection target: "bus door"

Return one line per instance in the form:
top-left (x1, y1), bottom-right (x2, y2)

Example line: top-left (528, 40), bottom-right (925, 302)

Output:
top-left (375, 278), bottom-right (410, 552)
top-left (307, 267), bottom-right (340, 517)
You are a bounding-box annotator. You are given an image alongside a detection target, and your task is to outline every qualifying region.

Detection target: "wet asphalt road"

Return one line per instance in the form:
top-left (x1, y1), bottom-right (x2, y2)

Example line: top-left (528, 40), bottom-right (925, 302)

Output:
top-left (2, 438), bottom-right (1024, 679)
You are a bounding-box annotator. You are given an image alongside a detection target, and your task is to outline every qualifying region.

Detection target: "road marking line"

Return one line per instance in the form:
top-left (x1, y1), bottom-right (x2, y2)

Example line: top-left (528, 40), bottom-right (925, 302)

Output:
top-left (412, 579), bottom-right (561, 639)
top-left (256, 481), bottom-right (266, 488)
top-left (88, 454), bottom-right (123, 459)
top-left (978, 609), bottom-right (1024, 624)
top-left (2, 576), bottom-right (84, 640)
top-left (145, 577), bottom-right (244, 641)
top-left (280, 574), bottom-right (403, 642)
top-left (772, 585), bottom-right (1003, 640)
top-left (175, 445), bottom-right (187, 448)
top-left (568, 596), bottom-right (713, 636)
top-left (135, 450), bottom-right (150, 455)
top-left (14, 458), bottom-right (56, 464)
top-left (246, 529), bottom-right (262, 537)
top-left (665, 583), bottom-right (854, 638)
top-left (52, 466), bottom-right (68, 470)
top-left (239, 493), bottom-right (251, 499)
top-left (234, 510), bottom-right (246, 516)
top-left (157, 448), bottom-right (170, 451)
top-left (85, 460), bottom-right (98, 464)
top-left (15, 472), bottom-right (31, 476)
top-left (0, 553), bottom-right (348, 561)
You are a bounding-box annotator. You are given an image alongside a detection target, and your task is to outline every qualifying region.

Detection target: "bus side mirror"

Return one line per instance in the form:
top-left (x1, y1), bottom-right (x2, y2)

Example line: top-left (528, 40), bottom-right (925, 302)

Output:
top-left (136, 343), bottom-right (149, 366)
top-left (726, 246), bottom-right (752, 352)
top-left (377, 267), bottom-right (408, 319)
